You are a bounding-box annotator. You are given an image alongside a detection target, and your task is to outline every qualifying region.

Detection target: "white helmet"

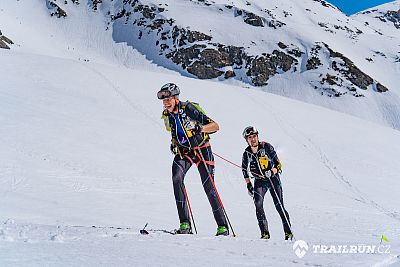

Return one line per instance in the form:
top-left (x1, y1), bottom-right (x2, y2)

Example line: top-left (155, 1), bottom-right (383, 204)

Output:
top-left (242, 126), bottom-right (258, 139)
top-left (157, 83), bottom-right (180, 99)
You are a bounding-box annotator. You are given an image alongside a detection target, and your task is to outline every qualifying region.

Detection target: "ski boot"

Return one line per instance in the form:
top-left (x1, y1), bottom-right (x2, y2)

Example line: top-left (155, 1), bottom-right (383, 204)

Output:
top-left (216, 225), bottom-right (229, 236)
top-left (285, 231), bottom-right (293, 241)
top-left (261, 231), bottom-right (270, 240)
top-left (175, 222), bottom-right (192, 234)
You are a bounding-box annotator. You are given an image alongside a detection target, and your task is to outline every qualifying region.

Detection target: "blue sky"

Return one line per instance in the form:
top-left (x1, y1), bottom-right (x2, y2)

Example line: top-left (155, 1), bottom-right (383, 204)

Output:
top-left (326, 0), bottom-right (395, 15)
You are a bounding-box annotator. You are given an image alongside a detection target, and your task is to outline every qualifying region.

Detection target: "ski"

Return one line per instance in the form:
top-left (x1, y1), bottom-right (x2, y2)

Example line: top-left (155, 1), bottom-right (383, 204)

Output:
top-left (139, 223), bottom-right (176, 235)
top-left (70, 225), bottom-right (133, 230)
top-left (140, 229), bottom-right (177, 235)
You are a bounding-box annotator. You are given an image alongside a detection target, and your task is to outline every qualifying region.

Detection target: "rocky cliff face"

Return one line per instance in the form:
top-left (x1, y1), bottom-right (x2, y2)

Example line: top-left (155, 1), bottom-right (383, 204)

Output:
top-left (107, 0), bottom-right (300, 86)
top-left (41, 0), bottom-right (394, 100)
top-left (0, 30), bottom-right (14, 50)
top-left (46, 0), bottom-right (68, 18)
top-left (360, 7), bottom-right (400, 29)
top-left (104, 0), bottom-right (389, 97)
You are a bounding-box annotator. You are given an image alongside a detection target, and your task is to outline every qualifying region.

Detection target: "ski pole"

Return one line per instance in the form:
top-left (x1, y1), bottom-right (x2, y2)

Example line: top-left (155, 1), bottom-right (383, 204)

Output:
top-left (180, 183), bottom-right (198, 234)
top-left (264, 173), bottom-right (294, 239)
top-left (212, 151), bottom-right (294, 239)
top-left (195, 147), bottom-right (236, 237)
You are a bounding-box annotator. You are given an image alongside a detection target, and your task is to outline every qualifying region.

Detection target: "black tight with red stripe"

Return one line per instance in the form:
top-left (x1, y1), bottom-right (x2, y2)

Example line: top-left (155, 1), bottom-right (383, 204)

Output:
top-left (172, 144), bottom-right (228, 227)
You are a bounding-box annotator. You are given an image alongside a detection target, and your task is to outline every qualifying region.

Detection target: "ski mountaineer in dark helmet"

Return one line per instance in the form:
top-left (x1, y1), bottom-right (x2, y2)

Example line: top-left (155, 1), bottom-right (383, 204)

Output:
top-left (241, 126), bottom-right (293, 240)
top-left (158, 83), bottom-right (229, 236)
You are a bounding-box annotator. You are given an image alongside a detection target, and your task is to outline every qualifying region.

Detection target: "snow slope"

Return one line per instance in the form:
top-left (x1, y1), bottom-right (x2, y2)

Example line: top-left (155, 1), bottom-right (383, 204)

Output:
top-left (0, 0), bottom-right (400, 266)
top-left (1, 47), bottom-right (400, 266)
top-left (0, 0), bottom-right (172, 72)
top-left (353, 1), bottom-right (400, 37)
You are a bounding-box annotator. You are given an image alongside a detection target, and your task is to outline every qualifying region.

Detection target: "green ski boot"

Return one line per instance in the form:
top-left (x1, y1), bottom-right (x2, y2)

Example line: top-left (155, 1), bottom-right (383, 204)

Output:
top-left (216, 226), bottom-right (229, 236)
top-left (285, 232), bottom-right (293, 241)
top-left (261, 231), bottom-right (270, 240)
top-left (176, 222), bottom-right (192, 234)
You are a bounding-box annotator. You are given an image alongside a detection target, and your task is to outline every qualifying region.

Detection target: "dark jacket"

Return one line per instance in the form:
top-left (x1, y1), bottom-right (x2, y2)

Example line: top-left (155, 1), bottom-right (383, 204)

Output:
top-left (162, 101), bottom-right (214, 149)
top-left (241, 141), bottom-right (282, 180)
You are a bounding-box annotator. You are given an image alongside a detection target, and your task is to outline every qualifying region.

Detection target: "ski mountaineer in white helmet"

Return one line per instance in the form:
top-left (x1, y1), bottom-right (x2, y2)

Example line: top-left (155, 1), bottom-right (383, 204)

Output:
top-left (158, 83), bottom-right (229, 236)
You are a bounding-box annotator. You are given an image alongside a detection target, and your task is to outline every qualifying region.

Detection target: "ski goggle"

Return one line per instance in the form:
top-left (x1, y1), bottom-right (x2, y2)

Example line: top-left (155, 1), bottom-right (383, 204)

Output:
top-left (157, 90), bottom-right (173, 100)
top-left (243, 126), bottom-right (258, 139)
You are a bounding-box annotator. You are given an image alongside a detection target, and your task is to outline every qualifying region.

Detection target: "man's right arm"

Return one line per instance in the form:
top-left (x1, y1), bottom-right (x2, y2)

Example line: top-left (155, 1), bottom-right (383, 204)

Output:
top-left (242, 151), bottom-right (254, 196)
top-left (242, 151), bottom-right (252, 184)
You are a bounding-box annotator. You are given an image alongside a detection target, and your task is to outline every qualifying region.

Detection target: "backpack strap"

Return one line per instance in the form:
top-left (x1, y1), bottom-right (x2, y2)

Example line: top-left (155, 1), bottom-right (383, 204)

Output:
top-left (182, 100), bottom-right (206, 115)
top-left (161, 109), bottom-right (171, 132)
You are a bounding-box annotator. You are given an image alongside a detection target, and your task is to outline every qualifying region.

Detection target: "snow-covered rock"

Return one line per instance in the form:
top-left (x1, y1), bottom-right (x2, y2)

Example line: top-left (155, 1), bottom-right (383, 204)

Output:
top-left (0, 30), bottom-right (14, 49)
top-left (1, 0), bottom-right (400, 129)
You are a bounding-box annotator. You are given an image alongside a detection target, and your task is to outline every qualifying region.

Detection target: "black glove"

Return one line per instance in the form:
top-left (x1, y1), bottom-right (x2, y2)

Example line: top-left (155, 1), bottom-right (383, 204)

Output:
top-left (246, 182), bottom-right (254, 197)
top-left (265, 168), bottom-right (280, 178)
top-left (170, 143), bottom-right (178, 155)
top-left (193, 124), bottom-right (202, 134)
top-left (264, 170), bottom-right (272, 179)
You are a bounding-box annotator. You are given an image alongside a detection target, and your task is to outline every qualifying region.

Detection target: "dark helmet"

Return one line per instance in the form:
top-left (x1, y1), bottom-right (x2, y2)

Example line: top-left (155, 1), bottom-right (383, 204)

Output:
top-left (242, 126), bottom-right (258, 139)
top-left (157, 83), bottom-right (180, 99)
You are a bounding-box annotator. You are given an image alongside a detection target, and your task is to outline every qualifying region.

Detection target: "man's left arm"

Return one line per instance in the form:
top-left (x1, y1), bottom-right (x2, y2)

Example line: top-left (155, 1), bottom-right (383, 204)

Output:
top-left (186, 103), bottom-right (219, 134)
top-left (267, 143), bottom-right (282, 175)
top-left (200, 121), bottom-right (219, 133)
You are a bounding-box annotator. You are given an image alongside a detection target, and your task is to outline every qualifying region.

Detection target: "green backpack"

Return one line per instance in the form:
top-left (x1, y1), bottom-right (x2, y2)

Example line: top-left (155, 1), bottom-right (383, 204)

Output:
top-left (161, 101), bottom-right (206, 132)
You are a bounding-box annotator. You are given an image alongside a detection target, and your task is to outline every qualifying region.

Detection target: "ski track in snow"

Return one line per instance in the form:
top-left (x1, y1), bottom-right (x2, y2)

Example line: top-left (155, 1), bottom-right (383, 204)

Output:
top-left (3, 142), bottom-right (139, 196)
top-left (0, 175), bottom-right (27, 196)
top-left (5, 143), bottom-right (94, 194)
top-left (0, 161), bottom-right (29, 197)
top-left (303, 138), bottom-right (400, 222)
top-left (279, 116), bottom-right (399, 222)
top-left (373, 254), bottom-right (400, 267)
top-left (77, 61), bottom-right (164, 130)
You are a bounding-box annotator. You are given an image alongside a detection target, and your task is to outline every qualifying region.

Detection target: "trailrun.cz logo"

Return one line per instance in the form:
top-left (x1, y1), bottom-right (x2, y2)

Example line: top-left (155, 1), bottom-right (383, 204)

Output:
top-left (293, 240), bottom-right (391, 258)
